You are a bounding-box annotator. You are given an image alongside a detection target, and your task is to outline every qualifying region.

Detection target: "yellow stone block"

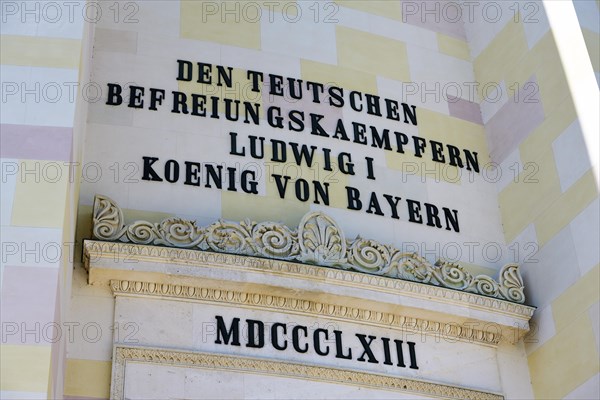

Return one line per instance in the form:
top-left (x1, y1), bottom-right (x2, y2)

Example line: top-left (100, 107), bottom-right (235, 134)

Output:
top-left (386, 109), bottom-right (488, 184)
top-left (124, 209), bottom-right (175, 225)
top-left (519, 97), bottom-right (577, 163)
top-left (334, 0), bottom-right (402, 20)
top-left (221, 192), bottom-right (309, 227)
top-left (437, 33), bottom-right (470, 61)
top-left (221, 146), bottom-right (349, 224)
top-left (11, 160), bottom-right (69, 228)
top-left (502, 32), bottom-right (554, 91)
top-left (528, 313), bottom-right (600, 399)
top-left (73, 205), bottom-right (93, 264)
top-left (475, 29), bottom-right (574, 126)
top-left (552, 265), bottom-right (600, 331)
top-left (474, 19), bottom-right (528, 98)
top-left (178, 67), bottom-right (263, 116)
top-left (498, 149), bottom-right (562, 243)
top-left (460, 261), bottom-right (498, 278)
top-left (60, 194), bottom-right (77, 282)
top-left (582, 28), bottom-right (599, 73)
top-left (64, 358), bottom-right (112, 398)
top-left (256, 1), bottom-right (298, 16)
top-left (301, 59), bottom-right (378, 94)
top-left (0, 35), bottom-right (81, 69)
top-left (385, 152), bottom-right (462, 185)
top-left (180, 1), bottom-right (260, 49)
top-left (0, 345), bottom-right (51, 392)
top-left (421, 110), bottom-right (487, 162)
top-left (534, 170), bottom-right (598, 246)
top-left (417, 109), bottom-right (486, 146)
top-left (267, 153), bottom-right (350, 211)
top-left (506, 32), bottom-right (571, 115)
top-left (336, 26), bottom-right (410, 82)
top-left (501, 32), bottom-right (571, 115)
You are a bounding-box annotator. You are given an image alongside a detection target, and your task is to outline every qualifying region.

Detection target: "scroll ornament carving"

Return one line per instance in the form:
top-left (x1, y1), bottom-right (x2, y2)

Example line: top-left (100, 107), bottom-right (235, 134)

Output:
top-left (92, 195), bottom-right (526, 303)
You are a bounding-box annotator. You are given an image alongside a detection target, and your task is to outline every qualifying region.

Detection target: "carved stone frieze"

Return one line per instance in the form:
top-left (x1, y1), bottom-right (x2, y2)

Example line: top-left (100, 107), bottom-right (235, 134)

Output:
top-left (92, 194), bottom-right (527, 304)
top-left (111, 346), bottom-right (503, 400)
top-left (109, 279), bottom-right (504, 346)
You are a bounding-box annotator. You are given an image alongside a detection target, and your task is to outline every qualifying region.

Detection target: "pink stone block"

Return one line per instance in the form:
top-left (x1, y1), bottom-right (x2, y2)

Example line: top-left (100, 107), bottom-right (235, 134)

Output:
top-left (485, 77), bottom-right (544, 163)
top-left (447, 95), bottom-right (483, 125)
top-left (402, 1), bottom-right (466, 39)
top-left (1, 266), bottom-right (59, 345)
top-left (0, 124), bottom-right (72, 161)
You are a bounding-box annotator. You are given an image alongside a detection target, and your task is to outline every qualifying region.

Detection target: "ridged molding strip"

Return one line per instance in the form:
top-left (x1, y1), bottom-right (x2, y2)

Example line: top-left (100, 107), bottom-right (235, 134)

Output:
top-left (110, 279), bottom-right (504, 346)
top-left (111, 346), bottom-right (504, 400)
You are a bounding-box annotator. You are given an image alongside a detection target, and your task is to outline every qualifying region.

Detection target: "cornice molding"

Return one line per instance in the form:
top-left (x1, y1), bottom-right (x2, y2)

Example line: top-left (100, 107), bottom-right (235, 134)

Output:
top-left (110, 278), bottom-right (503, 346)
top-left (92, 194), bottom-right (527, 304)
top-left (111, 346), bottom-right (504, 400)
top-left (85, 240), bottom-right (534, 323)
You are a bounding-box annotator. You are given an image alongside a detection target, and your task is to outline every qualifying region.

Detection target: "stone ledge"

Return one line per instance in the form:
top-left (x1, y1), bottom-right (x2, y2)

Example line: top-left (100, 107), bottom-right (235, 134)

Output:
top-left (84, 240), bottom-right (534, 345)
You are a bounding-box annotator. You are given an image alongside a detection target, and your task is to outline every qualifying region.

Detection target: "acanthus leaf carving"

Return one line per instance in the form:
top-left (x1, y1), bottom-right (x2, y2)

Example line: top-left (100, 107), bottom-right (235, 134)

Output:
top-left (126, 221), bottom-right (161, 245)
top-left (204, 219), bottom-right (254, 255)
top-left (252, 221), bottom-right (299, 260)
top-left (92, 195), bottom-right (126, 241)
top-left (346, 237), bottom-right (392, 275)
top-left (156, 218), bottom-right (205, 248)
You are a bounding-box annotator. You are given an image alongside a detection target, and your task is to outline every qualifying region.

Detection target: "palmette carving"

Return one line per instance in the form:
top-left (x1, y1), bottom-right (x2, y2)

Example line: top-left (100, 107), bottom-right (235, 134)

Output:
top-left (92, 195), bottom-right (527, 303)
top-left (297, 212), bottom-right (347, 266)
top-left (498, 264), bottom-right (525, 303)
